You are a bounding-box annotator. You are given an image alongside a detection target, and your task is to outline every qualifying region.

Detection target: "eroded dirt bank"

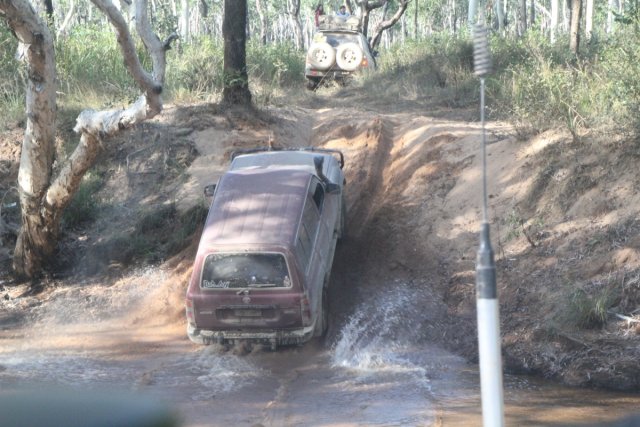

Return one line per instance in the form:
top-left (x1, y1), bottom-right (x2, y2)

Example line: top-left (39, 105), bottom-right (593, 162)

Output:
top-left (1, 94), bottom-right (640, 424)
top-left (305, 103), bottom-right (640, 391)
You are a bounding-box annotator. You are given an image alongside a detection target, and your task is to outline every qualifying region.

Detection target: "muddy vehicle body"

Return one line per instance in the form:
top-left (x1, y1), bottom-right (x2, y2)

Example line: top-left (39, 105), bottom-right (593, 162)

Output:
top-left (305, 16), bottom-right (376, 89)
top-left (185, 148), bottom-right (346, 349)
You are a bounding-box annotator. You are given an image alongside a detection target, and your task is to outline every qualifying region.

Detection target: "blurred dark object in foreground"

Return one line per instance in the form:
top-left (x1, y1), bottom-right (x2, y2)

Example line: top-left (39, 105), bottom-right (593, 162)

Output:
top-left (0, 387), bottom-right (180, 427)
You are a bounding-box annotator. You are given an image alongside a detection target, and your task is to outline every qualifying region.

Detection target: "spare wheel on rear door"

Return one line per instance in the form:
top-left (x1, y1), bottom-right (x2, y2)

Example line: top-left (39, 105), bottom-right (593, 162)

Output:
top-left (308, 42), bottom-right (335, 70)
top-left (336, 43), bottom-right (363, 71)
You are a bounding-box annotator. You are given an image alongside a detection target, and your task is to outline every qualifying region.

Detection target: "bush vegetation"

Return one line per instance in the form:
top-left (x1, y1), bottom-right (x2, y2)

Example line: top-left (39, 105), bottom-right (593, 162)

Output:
top-left (83, 202), bottom-right (207, 273)
top-left (62, 171), bottom-right (105, 229)
top-left (2, 24), bottom-right (640, 140)
top-left (2, 23), bottom-right (640, 282)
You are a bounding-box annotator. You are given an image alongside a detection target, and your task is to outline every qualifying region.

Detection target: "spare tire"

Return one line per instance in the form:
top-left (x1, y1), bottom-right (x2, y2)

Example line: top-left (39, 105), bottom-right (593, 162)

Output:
top-left (307, 42), bottom-right (336, 71)
top-left (336, 43), bottom-right (364, 71)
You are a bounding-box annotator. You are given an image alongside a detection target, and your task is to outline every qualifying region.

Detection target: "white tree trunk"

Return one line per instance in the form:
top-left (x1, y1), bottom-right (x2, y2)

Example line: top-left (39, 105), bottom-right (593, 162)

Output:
top-left (496, 0), bottom-right (505, 33)
top-left (551, 0), bottom-right (559, 42)
top-left (180, 0), bottom-right (189, 41)
top-left (563, 0), bottom-right (570, 32)
top-left (468, 0), bottom-right (479, 24)
top-left (256, 0), bottom-right (268, 44)
top-left (56, 0), bottom-right (76, 39)
top-left (585, 0), bottom-right (593, 40)
top-left (2, 0), bottom-right (176, 279)
top-left (0, 0), bottom-right (57, 278)
top-left (607, 0), bottom-right (616, 33)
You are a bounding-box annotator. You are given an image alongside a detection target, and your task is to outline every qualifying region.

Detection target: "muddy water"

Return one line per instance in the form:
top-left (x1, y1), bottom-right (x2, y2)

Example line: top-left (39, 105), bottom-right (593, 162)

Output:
top-left (1, 270), bottom-right (640, 426)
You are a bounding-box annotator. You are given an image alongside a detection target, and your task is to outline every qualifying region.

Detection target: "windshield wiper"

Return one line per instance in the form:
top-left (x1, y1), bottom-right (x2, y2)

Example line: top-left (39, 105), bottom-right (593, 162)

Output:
top-left (247, 283), bottom-right (277, 288)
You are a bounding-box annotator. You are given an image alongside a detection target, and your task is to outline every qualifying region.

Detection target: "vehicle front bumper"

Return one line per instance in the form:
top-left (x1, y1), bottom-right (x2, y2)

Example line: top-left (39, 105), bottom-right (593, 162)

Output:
top-left (187, 323), bottom-right (315, 348)
top-left (305, 68), bottom-right (354, 80)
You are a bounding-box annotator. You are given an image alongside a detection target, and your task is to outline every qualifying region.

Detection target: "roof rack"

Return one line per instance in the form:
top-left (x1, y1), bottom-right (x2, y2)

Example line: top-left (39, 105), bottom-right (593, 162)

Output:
top-left (230, 147), bottom-right (345, 169)
top-left (318, 15), bottom-right (361, 32)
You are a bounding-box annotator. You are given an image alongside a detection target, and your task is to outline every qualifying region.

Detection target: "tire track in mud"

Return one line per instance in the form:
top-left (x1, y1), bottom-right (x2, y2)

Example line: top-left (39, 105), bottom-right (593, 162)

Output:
top-left (340, 116), bottom-right (395, 239)
top-left (308, 113), bottom-right (402, 339)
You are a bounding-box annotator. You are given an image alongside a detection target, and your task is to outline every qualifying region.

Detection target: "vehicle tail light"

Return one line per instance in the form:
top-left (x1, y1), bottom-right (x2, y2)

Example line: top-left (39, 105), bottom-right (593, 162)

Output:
top-left (361, 58), bottom-right (369, 67)
top-left (300, 293), bottom-right (312, 325)
top-left (185, 298), bottom-right (196, 324)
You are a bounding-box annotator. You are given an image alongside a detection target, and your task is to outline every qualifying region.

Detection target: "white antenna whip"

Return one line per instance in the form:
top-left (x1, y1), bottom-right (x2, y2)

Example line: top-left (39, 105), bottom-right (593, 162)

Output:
top-left (473, 19), bottom-right (505, 427)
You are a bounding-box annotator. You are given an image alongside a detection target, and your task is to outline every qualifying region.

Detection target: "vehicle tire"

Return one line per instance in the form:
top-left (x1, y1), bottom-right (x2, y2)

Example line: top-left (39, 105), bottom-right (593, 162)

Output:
top-left (336, 43), bottom-right (363, 71)
top-left (314, 287), bottom-right (329, 338)
top-left (307, 42), bottom-right (335, 71)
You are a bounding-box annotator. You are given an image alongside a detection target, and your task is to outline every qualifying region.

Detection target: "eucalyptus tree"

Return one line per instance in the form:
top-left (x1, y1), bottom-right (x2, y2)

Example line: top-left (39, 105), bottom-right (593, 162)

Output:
top-left (43, 0), bottom-right (53, 18)
top-left (222, 0), bottom-right (252, 106)
top-left (569, 0), bottom-right (582, 53)
top-left (369, 0), bottom-right (410, 49)
top-left (0, 0), bottom-right (175, 280)
top-left (255, 0), bottom-right (268, 44)
top-left (551, 0), bottom-right (559, 41)
top-left (358, 0), bottom-right (387, 37)
top-left (518, 0), bottom-right (527, 34)
top-left (179, 0), bottom-right (189, 40)
top-left (585, 0), bottom-right (593, 40)
top-left (287, 0), bottom-right (304, 49)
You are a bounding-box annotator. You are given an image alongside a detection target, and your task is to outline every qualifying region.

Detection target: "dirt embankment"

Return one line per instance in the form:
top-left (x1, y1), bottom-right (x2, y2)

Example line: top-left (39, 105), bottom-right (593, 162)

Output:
top-left (2, 99), bottom-right (640, 391)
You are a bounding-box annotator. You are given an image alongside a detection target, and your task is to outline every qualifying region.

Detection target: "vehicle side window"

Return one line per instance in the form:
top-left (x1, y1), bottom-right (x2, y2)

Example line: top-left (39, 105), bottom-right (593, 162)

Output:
top-left (296, 219), bottom-right (313, 271)
top-left (296, 188), bottom-right (321, 272)
top-left (312, 182), bottom-right (325, 213)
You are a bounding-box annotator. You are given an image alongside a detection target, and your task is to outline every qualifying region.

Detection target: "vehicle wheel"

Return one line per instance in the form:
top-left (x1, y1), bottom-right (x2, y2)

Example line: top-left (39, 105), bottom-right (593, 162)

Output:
top-left (314, 287), bottom-right (329, 338)
top-left (336, 43), bottom-right (363, 72)
top-left (307, 42), bottom-right (335, 71)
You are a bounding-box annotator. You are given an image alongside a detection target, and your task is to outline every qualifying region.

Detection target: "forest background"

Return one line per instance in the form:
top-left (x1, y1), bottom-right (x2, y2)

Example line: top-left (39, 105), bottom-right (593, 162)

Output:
top-left (2, 0), bottom-right (639, 137)
top-left (1, 0), bottom-right (640, 297)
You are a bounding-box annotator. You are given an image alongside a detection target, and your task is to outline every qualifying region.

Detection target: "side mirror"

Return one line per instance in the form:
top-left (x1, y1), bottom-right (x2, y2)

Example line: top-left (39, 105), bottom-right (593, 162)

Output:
top-left (314, 155), bottom-right (341, 194)
top-left (203, 184), bottom-right (216, 197)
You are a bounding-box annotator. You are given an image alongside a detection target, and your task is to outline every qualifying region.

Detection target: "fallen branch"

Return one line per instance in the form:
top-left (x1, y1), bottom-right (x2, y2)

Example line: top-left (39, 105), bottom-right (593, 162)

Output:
top-left (608, 310), bottom-right (640, 324)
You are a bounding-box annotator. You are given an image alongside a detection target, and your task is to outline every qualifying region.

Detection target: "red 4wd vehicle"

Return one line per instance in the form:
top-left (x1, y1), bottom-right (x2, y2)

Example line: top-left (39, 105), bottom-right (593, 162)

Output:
top-left (185, 148), bottom-right (346, 349)
top-left (305, 15), bottom-right (377, 89)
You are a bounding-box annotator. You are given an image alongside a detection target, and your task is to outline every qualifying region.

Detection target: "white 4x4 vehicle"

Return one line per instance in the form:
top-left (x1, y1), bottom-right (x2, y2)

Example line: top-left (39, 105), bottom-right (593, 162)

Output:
top-left (305, 16), bottom-right (377, 89)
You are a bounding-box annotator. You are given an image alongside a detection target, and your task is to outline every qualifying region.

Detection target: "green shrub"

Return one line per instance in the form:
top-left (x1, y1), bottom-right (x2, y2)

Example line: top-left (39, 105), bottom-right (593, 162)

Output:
top-left (166, 204), bottom-right (208, 254)
top-left (129, 202), bottom-right (207, 264)
top-left (367, 34), bottom-right (476, 104)
top-left (489, 28), bottom-right (640, 138)
top-left (62, 172), bottom-right (105, 229)
top-left (56, 25), bottom-right (141, 101)
top-left (248, 40), bottom-right (305, 86)
top-left (561, 286), bottom-right (618, 329)
top-left (166, 36), bottom-right (225, 102)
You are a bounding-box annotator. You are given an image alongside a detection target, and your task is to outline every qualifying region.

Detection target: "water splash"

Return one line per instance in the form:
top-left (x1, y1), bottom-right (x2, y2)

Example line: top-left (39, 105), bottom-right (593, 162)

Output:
top-left (0, 352), bottom-right (138, 388)
top-left (332, 282), bottom-right (435, 390)
top-left (31, 266), bottom-right (168, 325)
top-left (1, 346), bottom-right (267, 399)
top-left (153, 346), bottom-right (268, 399)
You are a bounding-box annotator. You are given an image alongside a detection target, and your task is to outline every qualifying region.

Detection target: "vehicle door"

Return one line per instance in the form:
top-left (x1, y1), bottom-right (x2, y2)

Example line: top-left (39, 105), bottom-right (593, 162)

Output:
top-left (297, 178), bottom-right (328, 319)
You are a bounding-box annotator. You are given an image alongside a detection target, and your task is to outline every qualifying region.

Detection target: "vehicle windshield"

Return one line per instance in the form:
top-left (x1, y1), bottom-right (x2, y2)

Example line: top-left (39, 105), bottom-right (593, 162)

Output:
top-left (201, 253), bottom-right (291, 289)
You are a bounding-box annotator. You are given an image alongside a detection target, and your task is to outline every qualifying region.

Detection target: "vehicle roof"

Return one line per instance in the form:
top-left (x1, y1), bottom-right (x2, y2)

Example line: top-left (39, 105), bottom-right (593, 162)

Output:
top-left (198, 168), bottom-right (310, 249)
top-left (230, 150), bottom-right (340, 176)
